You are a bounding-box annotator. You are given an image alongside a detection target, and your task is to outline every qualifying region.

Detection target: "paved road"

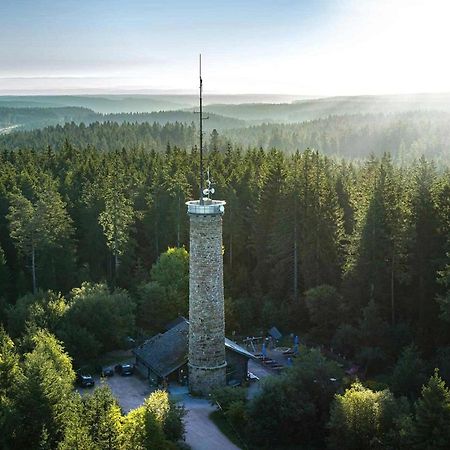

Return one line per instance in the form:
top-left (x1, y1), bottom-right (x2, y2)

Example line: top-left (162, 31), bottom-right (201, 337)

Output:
top-left (181, 396), bottom-right (241, 450)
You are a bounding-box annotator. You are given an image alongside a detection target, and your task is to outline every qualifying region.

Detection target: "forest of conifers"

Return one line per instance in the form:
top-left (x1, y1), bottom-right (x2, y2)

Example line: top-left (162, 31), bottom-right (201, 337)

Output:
top-left (0, 119), bottom-right (449, 449)
top-left (2, 111), bottom-right (449, 164)
top-left (1, 120), bottom-right (449, 350)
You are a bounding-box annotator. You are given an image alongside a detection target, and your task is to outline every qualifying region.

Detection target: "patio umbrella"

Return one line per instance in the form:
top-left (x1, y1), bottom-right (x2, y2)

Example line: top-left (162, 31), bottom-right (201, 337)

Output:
top-left (293, 335), bottom-right (299, 355)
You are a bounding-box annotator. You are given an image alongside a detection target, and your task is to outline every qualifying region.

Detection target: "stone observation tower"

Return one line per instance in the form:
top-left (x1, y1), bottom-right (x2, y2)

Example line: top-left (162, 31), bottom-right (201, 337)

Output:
top-left (186, 199), bottom-right (226, 395)
top-left (186, 55), bottom-right (227, 395)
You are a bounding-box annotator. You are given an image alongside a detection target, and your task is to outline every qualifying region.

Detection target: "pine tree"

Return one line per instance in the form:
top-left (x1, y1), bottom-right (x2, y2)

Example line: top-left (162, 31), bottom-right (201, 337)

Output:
top-left (436, 256), bottom-right (450, 323)
top-left (411, 370), bottom-right (450, 449)
top-left (0, 327), bottom-right (23, 449)
top-left (7, 183), bottom-right (73, 293)
top-left (15, 331), bottom-right (75, 449)
top-left (98, 175), bottom-right (135, 281)
top-left (408, 158), bottom-right (444, 346)
top-left (352, 155), bottom-right (409, 323)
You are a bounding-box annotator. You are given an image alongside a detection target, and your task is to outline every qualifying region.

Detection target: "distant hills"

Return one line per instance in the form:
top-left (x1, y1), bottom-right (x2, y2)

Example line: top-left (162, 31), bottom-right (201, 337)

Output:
top-left (204, 93), bottom-right (450, 123)
top-left (0, 106), bottom-right (245, 134)
top-left (0, 93), bottom-right (449, 163)
top-left (0, 94), bottom-right (306, 114)
top-left (1, 111), bottom-right (449, 164)
top-left (2, 93), bottom-right (450, 133)
top-left (221, 111), bottom-right (450, 163)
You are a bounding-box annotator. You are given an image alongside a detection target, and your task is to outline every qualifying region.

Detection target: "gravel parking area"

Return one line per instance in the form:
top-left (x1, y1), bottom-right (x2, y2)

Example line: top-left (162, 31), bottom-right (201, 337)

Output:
top-left (79, 377), bottom-right (241, 449)
top-left (77, 369), bottom-right (153, 413)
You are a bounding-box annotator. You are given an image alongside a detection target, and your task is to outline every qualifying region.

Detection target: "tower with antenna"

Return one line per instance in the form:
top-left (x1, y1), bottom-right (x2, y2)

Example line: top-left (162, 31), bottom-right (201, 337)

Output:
top-left (186, 55), bottom-right (227, 395)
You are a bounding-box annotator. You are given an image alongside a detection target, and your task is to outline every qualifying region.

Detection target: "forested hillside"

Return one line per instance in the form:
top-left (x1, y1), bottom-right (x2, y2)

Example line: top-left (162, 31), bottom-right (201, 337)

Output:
top-left (0, 107), bottom-right (99, 132)
top-left (1, 112), bottom-right (449, 163)
top-left (0, 94), bottom-right (301, 113)
top-left (222, 111), bottom-right (450, 163)
top-left (206, 93), bottom-right (450, 122)
top-left (0, 120), bottom-right (449, 449)
top-left (0, 106), bottom-right (244, 134)
top-left (0, 141), bottom-right (448, 348)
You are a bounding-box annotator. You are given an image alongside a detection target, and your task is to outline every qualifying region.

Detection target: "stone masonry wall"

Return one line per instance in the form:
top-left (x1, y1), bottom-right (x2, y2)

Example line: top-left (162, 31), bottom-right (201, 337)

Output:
top-left (188, 212), bottom-right (226, 395)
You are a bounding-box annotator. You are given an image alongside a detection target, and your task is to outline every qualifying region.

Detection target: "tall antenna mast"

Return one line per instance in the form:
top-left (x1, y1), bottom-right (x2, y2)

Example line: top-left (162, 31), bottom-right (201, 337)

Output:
top-left (199, 54), bottom-right (204, 204)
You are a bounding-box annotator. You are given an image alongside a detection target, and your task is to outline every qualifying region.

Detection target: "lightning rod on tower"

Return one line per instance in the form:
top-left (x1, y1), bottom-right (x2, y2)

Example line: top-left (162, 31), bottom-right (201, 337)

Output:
top-left (199, 54), bottom-right (204, 205)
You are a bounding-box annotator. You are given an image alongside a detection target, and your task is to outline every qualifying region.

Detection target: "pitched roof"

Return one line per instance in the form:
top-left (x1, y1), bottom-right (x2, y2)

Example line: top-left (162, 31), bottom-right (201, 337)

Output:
top-left (268, 326), bottom-right (282, 340)
top-left (133, 317), bottom-right (255, 377)
top-left (164, 316), bottom-right (188, 332)
top-left (133, 320), bottom-right (189, 377)
top-left (225, 337), bottom-right (255, 359)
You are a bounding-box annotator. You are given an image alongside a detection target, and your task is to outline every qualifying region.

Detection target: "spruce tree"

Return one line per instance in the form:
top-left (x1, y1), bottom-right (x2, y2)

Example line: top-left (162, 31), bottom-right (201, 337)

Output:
top-left (412, 370), bottom-right (450, 449)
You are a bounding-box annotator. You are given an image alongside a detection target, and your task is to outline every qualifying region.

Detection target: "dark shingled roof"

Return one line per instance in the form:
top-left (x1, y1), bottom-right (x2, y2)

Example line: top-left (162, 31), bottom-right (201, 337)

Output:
top-left (133, 318), bottom-right (255, 377)
top-left (133, 320), bottom-right (189, 377)
top-left (164, 316), bottom-right (188, 332)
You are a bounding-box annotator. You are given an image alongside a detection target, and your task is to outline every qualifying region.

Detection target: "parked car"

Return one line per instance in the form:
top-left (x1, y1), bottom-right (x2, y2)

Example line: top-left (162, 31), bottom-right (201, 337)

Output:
top-left (101, 366), bottom-right (114, 377)
top-left (76, 373), bottom-right (95, 387)
top-left (114, 363), bottom-right (134, 376)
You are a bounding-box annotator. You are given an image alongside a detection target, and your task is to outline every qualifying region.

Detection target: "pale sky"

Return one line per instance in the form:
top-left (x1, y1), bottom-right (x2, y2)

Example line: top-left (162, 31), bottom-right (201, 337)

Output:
top-left (1, 0), bottom-right (449, 95)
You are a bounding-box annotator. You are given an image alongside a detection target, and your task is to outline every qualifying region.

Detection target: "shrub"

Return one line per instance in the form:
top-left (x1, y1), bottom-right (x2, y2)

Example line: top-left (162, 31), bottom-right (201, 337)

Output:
top-left (210, 386), bottom-right (247, 412)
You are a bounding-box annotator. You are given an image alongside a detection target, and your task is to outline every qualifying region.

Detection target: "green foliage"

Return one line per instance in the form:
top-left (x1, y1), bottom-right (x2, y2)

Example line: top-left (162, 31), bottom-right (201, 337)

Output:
top-left (332, 323), bottom-right (360, 357)
top-left (0, 327), bottom-right (23, 448)
top-left (225, 401), bottom-right (247, 431)
top-left (162, 401), bottom-right (186, 443)
top-left (305, 284), bottom-right (342, 340)
top-left (247, 348), bottom-right (343, 448)
top-left (433, 347), bottom-right (450, 385)
top-left (137, 247), bottom-right (189, 333)
top-left (0, 326), bottom-right (21, 397)
top-left (61, 283), bottom-right (135, 364)
top-left (0, 324), bottom-right (183, 449)
top-left (6, 282), bottom-right (135, 366)
top-left (0, 122), bottom-right (449, 449)
top-left (436, 257), bottom-right (450, 323)
top-left (0, 245), bottom-right (9, 298)
top-left (356, 300), bottom-right (389, 374)
top-left (150, 247), bottom-right (189, 297)
top-left (121, 390), bottom-right (179, 450)
top-left (408, 159), bottom-right (445, 347)
top-left (7, 183), bottom-right (73, 293)
top-left (408, 370), bottom-right (450, 449)
top-left (0, 140), bottom-right (447, 354)
top-left (328, 382), bottom-right (409, 450)
top-left (390, 345), bottom-right (428, 398)
top-left (136, 282), bottom-right (169, 332)
top-left (59, 386), bottom-right (183, 450)
top-left (98, 176), bottom-right (135, 269)
top-left (58, 394), bottom-right (96, 450)
top-left (81, 386), bottom-right (123, 450)
top-left (211, 386), bottom-right (247, 412)
top-left (6, 290), bottom-right (68, 338)
top-left (15, 330), bottom-right (75, 449)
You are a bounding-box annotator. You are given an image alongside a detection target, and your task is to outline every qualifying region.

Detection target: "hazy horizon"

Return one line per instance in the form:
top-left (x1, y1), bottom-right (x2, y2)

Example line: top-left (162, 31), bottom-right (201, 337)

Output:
top-left (2, 0), bottom-right (450, 96)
